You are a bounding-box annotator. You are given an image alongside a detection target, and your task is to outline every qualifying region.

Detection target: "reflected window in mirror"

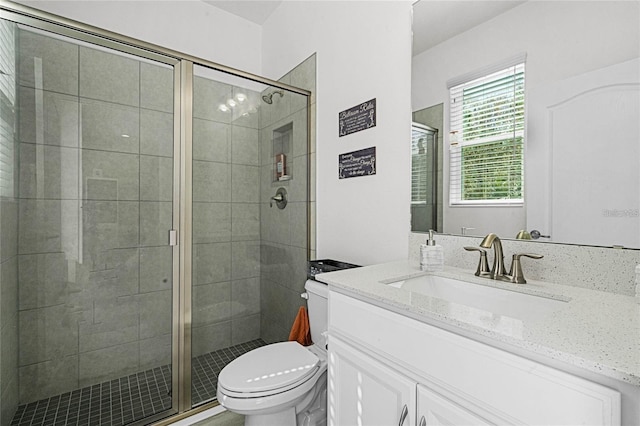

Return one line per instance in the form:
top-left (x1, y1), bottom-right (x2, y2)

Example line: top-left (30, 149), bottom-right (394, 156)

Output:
top-left (449, 61), bottom-right (525, 205)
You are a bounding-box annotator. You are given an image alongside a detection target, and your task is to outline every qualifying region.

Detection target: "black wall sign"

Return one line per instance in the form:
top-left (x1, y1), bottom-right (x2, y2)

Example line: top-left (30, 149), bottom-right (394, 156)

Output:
top-left (339, 98), bottom-right (376, 137)
top-left (339, 147), bottom-right (376, 179)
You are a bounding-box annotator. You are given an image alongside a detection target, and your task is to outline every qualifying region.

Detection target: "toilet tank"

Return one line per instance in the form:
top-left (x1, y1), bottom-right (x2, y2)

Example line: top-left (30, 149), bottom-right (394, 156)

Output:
top-left (304, 280), bottom-right (328, 349)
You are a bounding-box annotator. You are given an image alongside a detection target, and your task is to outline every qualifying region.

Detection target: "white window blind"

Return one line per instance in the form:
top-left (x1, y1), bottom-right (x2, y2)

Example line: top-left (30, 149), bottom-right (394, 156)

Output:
top-left (449, 62), bottom-right (525, 205)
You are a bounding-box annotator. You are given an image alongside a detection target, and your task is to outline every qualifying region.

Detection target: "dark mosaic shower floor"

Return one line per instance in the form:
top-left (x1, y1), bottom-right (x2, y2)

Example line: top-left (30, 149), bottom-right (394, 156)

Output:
top-left (10, 339), bottom-right (266, 426)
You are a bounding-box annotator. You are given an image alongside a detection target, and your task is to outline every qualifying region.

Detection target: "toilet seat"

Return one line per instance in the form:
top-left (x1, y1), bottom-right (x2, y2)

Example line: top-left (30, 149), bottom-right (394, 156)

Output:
top-left (218, 342), bottom-right (321, 398)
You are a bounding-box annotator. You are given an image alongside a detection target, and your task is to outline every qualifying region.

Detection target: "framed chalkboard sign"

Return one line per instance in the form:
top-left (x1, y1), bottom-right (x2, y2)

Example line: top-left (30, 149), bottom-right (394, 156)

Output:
top-left (339, 147), bottom-right (376, 179)
top-left (339, 98), bottom-right (376, 137)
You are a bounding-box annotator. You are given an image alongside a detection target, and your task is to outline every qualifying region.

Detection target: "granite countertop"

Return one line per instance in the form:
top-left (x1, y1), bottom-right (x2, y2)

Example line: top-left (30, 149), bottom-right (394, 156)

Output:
top-left (317, 260), bottom-right (640, 386)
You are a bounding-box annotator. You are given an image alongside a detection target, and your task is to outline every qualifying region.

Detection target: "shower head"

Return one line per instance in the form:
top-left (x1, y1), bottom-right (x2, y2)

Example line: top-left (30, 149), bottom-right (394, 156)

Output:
top-left (262, 89), bottom-right (284, 104)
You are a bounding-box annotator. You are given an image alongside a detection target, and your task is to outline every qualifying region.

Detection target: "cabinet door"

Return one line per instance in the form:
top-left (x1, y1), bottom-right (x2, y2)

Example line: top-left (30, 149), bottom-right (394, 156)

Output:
top-left (417, 384), bottom-right (493, 426)
top-left (329, 336), bottom-right (416, 426)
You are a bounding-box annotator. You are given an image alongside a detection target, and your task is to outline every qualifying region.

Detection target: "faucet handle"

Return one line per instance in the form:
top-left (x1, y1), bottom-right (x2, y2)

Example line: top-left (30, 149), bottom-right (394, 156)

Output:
top-left (463, 246), bottom-right (490, 277)
top-left (508, 253), bottom-right (544, 284)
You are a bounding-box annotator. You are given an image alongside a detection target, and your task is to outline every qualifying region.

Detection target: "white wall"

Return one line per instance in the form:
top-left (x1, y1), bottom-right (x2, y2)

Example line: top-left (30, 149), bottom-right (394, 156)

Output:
top-left (14, 0), bottom-right (262, 74)
top-left (412, 1), bottom-right (640, 239)
top-left (262, 1), bottom-right (414, 266)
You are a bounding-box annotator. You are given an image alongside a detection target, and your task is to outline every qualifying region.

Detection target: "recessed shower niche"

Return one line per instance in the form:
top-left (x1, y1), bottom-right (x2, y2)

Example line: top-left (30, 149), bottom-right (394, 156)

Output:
top-left (272, 122), bottom-right (293, 182)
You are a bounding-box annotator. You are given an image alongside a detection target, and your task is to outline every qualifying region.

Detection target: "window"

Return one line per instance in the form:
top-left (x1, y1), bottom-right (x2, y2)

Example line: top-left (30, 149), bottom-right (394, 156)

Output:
top-left (411, 123), bottom-right (430, 204)
top-left (449, 62), bottom-right (525, 205)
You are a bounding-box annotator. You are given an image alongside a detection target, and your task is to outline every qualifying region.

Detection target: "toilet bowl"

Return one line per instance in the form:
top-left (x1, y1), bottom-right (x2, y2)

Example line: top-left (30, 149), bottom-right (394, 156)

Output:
top-left (217, 280), bottom-right (329, 426)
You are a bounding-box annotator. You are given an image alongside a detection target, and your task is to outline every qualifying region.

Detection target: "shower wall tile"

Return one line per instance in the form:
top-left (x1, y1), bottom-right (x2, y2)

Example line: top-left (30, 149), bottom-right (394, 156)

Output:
top-left (261, 201), bottom-right (291, 246)
top-left (19, 143), bottom-right (79, 199)
top-left (140, 62), bottom-right (173, 113)
top-left (193, 242), bottom-right (232, 285)
top-left (140, 202), bottom-right (172, 247)
top-left (231, 203), bottom-right (260, 241)
top-left (0, 257), bottom-right (17, 336)
top-left (0, 199), bottom-right (17, 262)
top-left (259, 91), bottom-right (291, 128)
top-left (231, 314), bottom-right (260, 346)
top-left (79, 47), bottom-right (139, 107)
top-left (260, 166), bottom-right (280, 205)
top-left (18, 199), bottom-right (78, 255)
top-left (140, 246), bottom-right (172, 293)
top-left (292, 108), bottom-right (309, 158)
top-left (18, 253), bottom-right (72, 310)
top-left (18, 304), bottom-right (79, 366)
top-left (78, 342), bottom-right (139, 388)
top-left (1, 372), bottom-right (18, 426)
top-left (18, 88), bottom-right (79, 147)
top-left (80, 98), bottom-right (140, 153)
top-left (192, 322), bottom-right (231, 358)
top-left (82, 201), bottom-right (139, 258)
top-left (140, 109), bottom-right (173, 157)
top-left (260, 242), bottom-right (291, 289)
top-left (193, 118), bottom-right (231, 163)
top-left (193, 77), bottom-right (232, 123)
top-left (139, 334), bottom-right (171, 371)
top-left (81, 150), bottom-right (139, 200)
top-left (83, 248), bottom-right (139, 299)
top-left (192, 281), bottom-right (232, 328)
top-left (79, 297), bottom-right (139, 353)
top-left (231, 125), bottom-right (259, 166)
top-left (18, 30), bottom-right (79, 96)
top-left (289, 155), bottom-right (308, 203)
top-left (231, 241), bottom-right (260, 280)
top-left (231, 277), bottom-right (260, 318)
top-left (230, 87), bottom-right (260, 129)
top-left (19, 355), bottom-right (79, 404)
top-left (290, 54), bottom-right (316, 109)
top-left (260, 279), bottom-right (289, 344)
top-left (193, 202), bottom-right (231, 244)
top-left (231, 164), bottom-right (260, 203)
top-left (289, 202), bottom-right (307, 249)
top-left (193, 160), bottom-right (230, 202)
top-left (140, 155), bottom-right (173, 201)
top-left (138, 290), bottom-right (172, 339)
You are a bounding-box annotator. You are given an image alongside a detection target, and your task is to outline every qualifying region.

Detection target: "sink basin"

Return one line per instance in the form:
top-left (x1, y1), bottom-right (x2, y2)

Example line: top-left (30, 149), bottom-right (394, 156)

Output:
top-left (387, 275), bottom-right (567, 322)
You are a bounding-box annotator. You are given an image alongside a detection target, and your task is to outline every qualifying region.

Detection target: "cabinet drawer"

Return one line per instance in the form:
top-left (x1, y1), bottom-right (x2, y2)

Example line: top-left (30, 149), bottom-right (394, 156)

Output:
top-left (329, 291), bottom-right (621, 425)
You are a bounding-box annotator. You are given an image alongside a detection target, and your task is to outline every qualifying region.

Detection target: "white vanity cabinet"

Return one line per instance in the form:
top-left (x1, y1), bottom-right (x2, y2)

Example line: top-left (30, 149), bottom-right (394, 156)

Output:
top-left (328, 290), bottom-right (622, 426)
top-left (329, 336), bottom-right (416, 426)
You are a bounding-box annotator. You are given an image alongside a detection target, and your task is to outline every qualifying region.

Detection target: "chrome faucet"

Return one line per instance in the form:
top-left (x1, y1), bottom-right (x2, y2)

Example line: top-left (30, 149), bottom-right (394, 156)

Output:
top-left (479, 233), bottom-right (507, 279)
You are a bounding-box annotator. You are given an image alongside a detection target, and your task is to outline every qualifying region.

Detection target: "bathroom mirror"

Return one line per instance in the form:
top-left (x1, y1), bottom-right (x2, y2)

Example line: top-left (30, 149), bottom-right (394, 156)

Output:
top-left (411, 0), bottom-right (640, 249)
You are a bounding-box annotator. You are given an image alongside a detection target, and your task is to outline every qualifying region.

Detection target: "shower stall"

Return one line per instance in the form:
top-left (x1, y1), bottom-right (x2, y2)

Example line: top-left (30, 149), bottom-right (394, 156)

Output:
top-left (0, 2), bottom-right (313, 425)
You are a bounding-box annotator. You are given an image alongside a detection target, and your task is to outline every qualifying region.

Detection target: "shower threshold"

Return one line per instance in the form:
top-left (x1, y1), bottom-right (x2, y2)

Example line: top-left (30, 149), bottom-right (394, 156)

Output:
top-left (10, 339), bottom-right (266, 426)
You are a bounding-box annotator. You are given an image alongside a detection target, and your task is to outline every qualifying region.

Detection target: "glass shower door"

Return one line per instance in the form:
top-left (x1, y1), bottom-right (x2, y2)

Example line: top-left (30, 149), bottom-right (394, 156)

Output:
top-left (6, 19), bottom-right (179, 425)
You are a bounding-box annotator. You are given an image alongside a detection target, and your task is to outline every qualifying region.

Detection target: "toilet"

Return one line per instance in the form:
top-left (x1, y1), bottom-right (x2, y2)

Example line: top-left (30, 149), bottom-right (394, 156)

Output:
top-left (216, 280), bottom-right (329, 426)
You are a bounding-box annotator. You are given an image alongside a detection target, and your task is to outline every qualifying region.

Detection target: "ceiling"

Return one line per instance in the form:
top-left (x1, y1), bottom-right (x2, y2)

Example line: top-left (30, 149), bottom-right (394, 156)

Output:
top-left (201, 0), bottom-right (283, 25)
top-left (412, 0), bottom-right (526, 56)
top-left (199, 0), bottom-right (525, 55)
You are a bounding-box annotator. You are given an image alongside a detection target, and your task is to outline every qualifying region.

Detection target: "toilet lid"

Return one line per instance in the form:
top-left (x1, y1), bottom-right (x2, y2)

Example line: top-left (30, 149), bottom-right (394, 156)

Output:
top-left (219, 341), bottom-right (320, 394)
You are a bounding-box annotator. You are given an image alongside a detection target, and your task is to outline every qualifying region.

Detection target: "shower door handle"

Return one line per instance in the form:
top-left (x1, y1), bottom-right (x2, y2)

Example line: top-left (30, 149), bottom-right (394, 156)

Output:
top-left (168, 229), bottom-right (178, 246)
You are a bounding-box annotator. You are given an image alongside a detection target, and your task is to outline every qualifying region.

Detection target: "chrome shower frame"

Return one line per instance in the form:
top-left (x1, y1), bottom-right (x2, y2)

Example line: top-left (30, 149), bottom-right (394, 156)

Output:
top-left (0, 1), bottom-right (312, 423)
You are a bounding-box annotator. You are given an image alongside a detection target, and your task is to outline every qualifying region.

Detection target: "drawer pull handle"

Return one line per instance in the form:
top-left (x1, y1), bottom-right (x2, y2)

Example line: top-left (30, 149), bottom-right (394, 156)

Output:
top-left (398, 404), bottom-right (409, 426)
top-left (419, 415), bottom-right (426, 426)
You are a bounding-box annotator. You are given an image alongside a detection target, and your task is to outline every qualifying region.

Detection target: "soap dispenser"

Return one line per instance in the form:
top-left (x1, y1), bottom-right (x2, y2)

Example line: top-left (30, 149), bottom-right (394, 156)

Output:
top-left (420, 230), bottom-right (444, 272)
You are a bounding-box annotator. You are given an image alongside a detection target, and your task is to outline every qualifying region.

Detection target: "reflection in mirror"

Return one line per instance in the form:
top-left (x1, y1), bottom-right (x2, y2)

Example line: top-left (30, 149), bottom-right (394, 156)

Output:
top-left (411, 0), bottom-right (640, 248)
top-left (412, 105), bottom-right (444, 233)
top-left (411, 122), bottom-right (439, 232)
